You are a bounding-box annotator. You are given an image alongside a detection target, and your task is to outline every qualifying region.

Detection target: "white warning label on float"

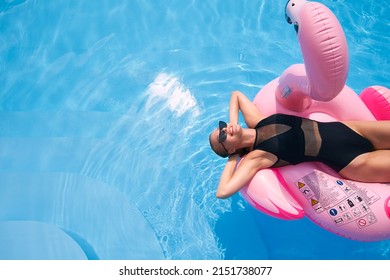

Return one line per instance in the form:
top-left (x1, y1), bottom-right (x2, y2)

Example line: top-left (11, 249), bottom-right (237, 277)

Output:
top-left (295, 171), bottom-right (381, 228)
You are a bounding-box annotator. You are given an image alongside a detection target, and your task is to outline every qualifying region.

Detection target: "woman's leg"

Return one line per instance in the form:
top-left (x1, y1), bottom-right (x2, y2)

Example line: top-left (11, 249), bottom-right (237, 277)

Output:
top-left (339, 150), bottom-right (390, 183)
top-left (343, 120), bottom-right (390, 150)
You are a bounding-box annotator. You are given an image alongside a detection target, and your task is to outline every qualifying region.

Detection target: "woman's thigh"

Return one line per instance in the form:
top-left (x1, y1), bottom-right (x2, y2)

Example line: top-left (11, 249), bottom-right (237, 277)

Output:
top-left (343, 121), bottom-right (390, 150)
top-left (339, 150), bottom-right (390, 183)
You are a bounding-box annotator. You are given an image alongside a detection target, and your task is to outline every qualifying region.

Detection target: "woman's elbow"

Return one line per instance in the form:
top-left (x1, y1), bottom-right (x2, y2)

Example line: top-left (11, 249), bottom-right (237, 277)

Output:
top-left (231, 90), bottom-right (241, 98)
top-left (216, 190), bottom-right (231, 199)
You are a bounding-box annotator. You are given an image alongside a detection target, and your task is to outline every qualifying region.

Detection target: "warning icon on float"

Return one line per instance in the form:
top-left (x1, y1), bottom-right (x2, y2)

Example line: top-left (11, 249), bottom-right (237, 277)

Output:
top-left (357, 214), bottom-right (377, 229)
top-left (357, 218), bottom-right (367, 228)
top-left (309, 197), bottom-right (323, 213)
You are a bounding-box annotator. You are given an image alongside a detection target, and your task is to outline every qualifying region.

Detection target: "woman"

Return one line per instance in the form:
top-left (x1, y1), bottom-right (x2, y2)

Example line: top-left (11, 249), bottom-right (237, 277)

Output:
top-left (209, 91), bottom-right (390, 199)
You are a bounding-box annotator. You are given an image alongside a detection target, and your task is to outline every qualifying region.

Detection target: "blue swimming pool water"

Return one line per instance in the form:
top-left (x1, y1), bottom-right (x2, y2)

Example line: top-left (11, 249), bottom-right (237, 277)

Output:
top-left (0, 0), bottom-right (389, 260)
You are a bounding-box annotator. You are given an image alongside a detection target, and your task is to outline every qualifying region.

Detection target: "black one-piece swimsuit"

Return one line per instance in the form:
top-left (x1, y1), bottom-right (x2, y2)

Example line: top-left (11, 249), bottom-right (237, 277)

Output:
top-left (252, 114), bottom-right (374, 172)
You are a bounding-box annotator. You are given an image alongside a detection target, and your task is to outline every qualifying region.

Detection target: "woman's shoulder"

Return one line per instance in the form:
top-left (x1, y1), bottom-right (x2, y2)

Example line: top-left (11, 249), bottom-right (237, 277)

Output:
top-left (245, 149), bottom-right (278, 168)
top-left (253, 113), bottom-right (279, 128)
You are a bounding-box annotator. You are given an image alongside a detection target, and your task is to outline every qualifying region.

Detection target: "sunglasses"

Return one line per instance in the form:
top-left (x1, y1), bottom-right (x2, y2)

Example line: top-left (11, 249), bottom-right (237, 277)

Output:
top-left (218, 121), bottom-right (229, 155)
top-left (218, 121), bottom-right (228, 142)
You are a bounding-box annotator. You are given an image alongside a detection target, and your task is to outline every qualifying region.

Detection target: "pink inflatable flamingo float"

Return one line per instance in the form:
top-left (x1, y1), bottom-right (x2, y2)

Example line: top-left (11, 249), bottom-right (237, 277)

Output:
top-left (240, 0), bottom-right (390, 241)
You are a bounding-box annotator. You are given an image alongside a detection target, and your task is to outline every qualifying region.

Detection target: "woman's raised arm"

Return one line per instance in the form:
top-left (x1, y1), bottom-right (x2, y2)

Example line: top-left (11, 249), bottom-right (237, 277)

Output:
top-left (216, 151), bottom-right (275, 199)
top-left (229, 91), bottom-right (264, 128)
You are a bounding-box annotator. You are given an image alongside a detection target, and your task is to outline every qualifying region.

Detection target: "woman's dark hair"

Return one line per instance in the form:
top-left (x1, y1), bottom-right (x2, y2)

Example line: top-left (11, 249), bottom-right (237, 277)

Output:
top-left (209, 133), bottom-right (229, 158)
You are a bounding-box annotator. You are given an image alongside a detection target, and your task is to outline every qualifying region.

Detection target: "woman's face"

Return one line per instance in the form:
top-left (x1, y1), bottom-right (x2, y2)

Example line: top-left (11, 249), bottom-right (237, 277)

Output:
top-left (210, 122), bottom-right (242, 156)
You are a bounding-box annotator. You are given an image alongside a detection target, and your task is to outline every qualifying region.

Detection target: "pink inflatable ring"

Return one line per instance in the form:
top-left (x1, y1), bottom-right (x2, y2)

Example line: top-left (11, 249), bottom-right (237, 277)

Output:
top-left (240, 0), bottom-right (390, 242)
